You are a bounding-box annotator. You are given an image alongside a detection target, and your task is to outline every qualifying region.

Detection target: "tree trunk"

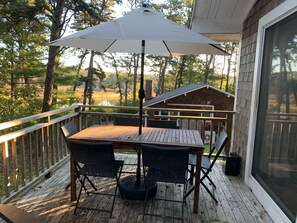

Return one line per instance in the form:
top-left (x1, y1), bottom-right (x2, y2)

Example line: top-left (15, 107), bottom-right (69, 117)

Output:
top-left (83, 50), bottom-right (95, 106)
top-left (220, 45), bottom-right (227, 89)
top-left (132, 53), bottom-right (139, 105)
top-left (225, 57), bottom-right (231, 92)
top-left (160, 57), bottom-right (168, 94)
top-left (175, 56), bottom-right (186, 89)
top-left (73, 49), bottom-right (88, 91)
top-left (157, 62), bottom-right (162, 95)
top-left (42, 0), bottom-right (65, 112)
top-left (110, 54), bottom-right (123, 105)
top-left (10, 73), bottom-right (15, 99)
top-left (124, 80), bottom-right (128, 104)
top-left (42, 45), bottom-right (60, 112)
top-left (204, 55), bottom-right (213, 85)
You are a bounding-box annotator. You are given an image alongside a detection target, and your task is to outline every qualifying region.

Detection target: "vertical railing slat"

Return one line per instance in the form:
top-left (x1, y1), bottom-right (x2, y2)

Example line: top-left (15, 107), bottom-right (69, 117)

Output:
top-left (2, 141), bottom-right (10, 197)
top-left (20, 136), bottom-right (26, 186)
top-left (55, 123), bottom-right (59, 162)
top-left (28, 133), bottom-right (33, 181)
top-left (45, 126), bottom-right (50, 169)
top-left (11, 138), bottom-right (18, 192)
top-left (34, 130), bottom-right (39, 177)
top-left (50, 125), bottom-right (55, 165)
top-left (58, 123), bottom-right (64, 161)
top-left (40, 128), bottom-right (45, 173)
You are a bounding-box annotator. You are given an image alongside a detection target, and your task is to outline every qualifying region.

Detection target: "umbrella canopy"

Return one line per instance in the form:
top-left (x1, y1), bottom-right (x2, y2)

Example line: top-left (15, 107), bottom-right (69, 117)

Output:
top-left (51, 7), bottom-right (226, 56)
top-left (51, 6), bottom-right (227, 134)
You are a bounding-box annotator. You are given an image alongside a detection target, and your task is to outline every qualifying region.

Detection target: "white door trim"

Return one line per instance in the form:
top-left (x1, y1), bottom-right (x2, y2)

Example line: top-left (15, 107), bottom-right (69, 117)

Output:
top-left (245, 0), bottom-right (297, 222)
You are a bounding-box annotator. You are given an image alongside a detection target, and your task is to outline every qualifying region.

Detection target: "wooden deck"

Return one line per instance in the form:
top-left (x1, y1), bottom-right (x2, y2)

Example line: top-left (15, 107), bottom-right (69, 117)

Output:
top-left (8, 154), bottom-right (274, 223)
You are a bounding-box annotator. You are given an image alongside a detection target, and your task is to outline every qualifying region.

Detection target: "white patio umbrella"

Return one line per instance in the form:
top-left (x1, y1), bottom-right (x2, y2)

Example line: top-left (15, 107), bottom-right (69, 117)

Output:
top-left (51, 6), bottom-right (226, 134)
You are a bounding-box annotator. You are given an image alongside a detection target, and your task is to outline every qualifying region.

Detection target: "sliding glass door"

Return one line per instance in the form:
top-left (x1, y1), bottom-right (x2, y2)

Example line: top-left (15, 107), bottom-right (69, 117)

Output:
top-left (252, 11), bottom-right (297, 222)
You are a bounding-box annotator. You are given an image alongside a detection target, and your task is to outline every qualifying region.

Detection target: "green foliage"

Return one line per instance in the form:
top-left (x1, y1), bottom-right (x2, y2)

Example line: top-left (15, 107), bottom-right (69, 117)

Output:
top-left (52, 89), bottom-right (80, 109)
top-left (0, 0), bottom-right (48, 119)
top-left (0, 0), bottom-right (238, 122)
top-left (55, 66), bottom-right (80, 86)
top-left (0, 95), bottom-right (42, 122)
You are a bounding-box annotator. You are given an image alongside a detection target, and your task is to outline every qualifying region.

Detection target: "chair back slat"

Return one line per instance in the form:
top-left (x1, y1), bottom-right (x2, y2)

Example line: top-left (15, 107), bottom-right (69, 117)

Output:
top-left (114, 117), bottom-right (139, 126)
top-left (66, 140), bottom-right (123, 216)
top-left (68, 140), bottom-right (116, 169)
top-left (147, 120), bottom-right (178, 129)
top-left (208, 129), bottom-right (228, 170)
top-left (142, 144), bottom-right (188, 221)
top-left (142, 144), bottom-right (189, 171)
top-left (61, 122), bottom-right (77, 139)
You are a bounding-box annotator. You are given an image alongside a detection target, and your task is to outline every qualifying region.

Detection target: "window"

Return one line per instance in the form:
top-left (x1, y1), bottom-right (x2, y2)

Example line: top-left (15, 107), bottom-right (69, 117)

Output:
top-left (252, 11), bottom-right (297, 222)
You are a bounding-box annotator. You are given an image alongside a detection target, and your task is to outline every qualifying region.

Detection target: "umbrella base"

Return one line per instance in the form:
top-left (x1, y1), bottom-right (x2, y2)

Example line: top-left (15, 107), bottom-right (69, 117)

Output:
top-left (119, 175), bottom-right (157, 200)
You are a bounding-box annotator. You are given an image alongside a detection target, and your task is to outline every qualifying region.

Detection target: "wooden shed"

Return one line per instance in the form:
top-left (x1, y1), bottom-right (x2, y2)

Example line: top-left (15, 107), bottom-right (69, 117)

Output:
top-left (144, 84), bottom-right (234, 111)
top-left (144, 84), bottom-right (234, 133)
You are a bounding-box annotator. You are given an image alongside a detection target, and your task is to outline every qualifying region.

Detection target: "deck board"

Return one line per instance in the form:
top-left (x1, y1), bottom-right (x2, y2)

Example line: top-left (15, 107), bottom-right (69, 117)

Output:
top-left (8, 154), bottom-right (274, 223)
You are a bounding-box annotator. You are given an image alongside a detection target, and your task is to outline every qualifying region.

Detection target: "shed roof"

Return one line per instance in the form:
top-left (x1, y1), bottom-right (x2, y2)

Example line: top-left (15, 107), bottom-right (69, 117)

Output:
top-left (144, 84), bottom-right (234, 107)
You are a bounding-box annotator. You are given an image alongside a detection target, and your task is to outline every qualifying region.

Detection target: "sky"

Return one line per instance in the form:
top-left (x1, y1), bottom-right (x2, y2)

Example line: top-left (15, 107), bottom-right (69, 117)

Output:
top-left (61, 0), bottom-right (166, 72)
top-left (60, 0), bottom-right (230, 76)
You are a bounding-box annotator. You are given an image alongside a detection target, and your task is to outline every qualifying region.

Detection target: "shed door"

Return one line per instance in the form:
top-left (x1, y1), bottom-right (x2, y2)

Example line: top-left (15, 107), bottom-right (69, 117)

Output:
top-left (252, 11), bottom-right (297, 222)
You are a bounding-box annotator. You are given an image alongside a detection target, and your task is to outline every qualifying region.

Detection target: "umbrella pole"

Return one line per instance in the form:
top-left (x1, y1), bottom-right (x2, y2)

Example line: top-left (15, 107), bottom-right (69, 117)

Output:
top-left (138, 40), bottom-right (145, 135)
top-left (119, 41), bottom-right (158, 199)
top-left (135, 40), bottom-right (145, 185)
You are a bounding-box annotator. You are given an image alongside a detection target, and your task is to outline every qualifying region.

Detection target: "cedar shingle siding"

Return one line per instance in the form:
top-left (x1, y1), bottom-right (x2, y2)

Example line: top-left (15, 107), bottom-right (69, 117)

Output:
top-left (233, 0), bottom-right (285, 177)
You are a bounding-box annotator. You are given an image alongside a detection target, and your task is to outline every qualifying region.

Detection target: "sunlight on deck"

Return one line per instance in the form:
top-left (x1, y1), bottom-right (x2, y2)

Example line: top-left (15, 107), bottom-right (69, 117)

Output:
top-left (8, 154), bottom-right (274, 223)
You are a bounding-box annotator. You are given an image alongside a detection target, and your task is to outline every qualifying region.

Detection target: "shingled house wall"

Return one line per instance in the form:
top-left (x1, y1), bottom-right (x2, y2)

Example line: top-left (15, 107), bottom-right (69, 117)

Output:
top-left (232, 0), bottom-right (285, 177)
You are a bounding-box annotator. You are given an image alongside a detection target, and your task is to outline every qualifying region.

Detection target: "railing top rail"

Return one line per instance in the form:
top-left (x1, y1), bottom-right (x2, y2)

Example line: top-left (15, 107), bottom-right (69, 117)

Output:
top-left (267, 119), bottom-right (297, 123)
top-left (80, 105), bottom-right (140, 110)
top-left (267, 112), bottom-right (297, 117)
top-left (79, 111), bottom-right (143, 116)
top-left (0, 112), bottom-right (79, 143)
top-left (0, 105), bottom-right (79, 131)
top-left (144, 107), bottom-right (236, 114)
top-left (78, 105), bottom-right (235, 114)
top-left (0, 104), bottom-right (235, 132)
top-left (153, 115), bottom-right (227, 121)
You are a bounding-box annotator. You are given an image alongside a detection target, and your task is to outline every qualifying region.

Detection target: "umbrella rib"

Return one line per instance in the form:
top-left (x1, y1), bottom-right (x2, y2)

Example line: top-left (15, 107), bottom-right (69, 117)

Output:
top-left (104, 40), bottom-right (117, 52)
top-left (209, 43), bottom-right (229, 55)
top-left (162, 40), bottom-right (172, 57)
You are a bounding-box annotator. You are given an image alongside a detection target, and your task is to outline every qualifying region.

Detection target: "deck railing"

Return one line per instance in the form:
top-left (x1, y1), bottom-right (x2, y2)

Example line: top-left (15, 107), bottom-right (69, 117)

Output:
top-left (0, 104), bottom-right (235, 203)
top-left (266, 113), bottom-right (297, 162)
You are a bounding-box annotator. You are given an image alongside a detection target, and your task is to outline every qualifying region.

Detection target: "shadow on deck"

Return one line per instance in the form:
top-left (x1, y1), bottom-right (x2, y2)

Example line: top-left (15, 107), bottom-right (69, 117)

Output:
top-left (8, 154), bottom-right (273, 223)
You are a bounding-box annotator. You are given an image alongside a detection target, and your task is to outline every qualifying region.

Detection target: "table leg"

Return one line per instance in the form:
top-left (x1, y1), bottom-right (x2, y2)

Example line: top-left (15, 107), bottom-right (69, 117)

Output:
top-left (193, 150), bottom-right (203, 213)
top-left (136, 148), bottom-right (141, 184)
top-left (70, 156), bottom-right (76, 201)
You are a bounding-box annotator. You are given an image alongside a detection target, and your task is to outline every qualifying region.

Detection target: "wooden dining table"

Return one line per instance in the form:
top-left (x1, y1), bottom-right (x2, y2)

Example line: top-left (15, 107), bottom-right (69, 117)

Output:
top-left (68, 125), bottom-right (204, 214)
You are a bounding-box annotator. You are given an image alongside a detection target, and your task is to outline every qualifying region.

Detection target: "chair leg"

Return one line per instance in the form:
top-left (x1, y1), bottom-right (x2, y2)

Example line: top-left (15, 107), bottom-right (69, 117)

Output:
top-left (74, 177), bottom-right (86, 214)
top-left (205, 175), bottom-right (216, 188)
top-left (201, 169), bottom-right (216, 187)
top-left (110, 168), bottom-right (123, 218)
top-left (201, 180), bottom-right (218, 203)
top-left (77, 176), bottom-right (90, 195)
top-left (110, 182), bottom-right (119, 218)
top-left (142, 190), bottom-right (149, 220)
top-left (181, 184), bottom-right (187, 223)
top-left (85, 176), bottom-right (97, 191)
top-left (189, 165), bottom-right (195, 185)
top-left (65, 182), bottom-right (71, 190)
